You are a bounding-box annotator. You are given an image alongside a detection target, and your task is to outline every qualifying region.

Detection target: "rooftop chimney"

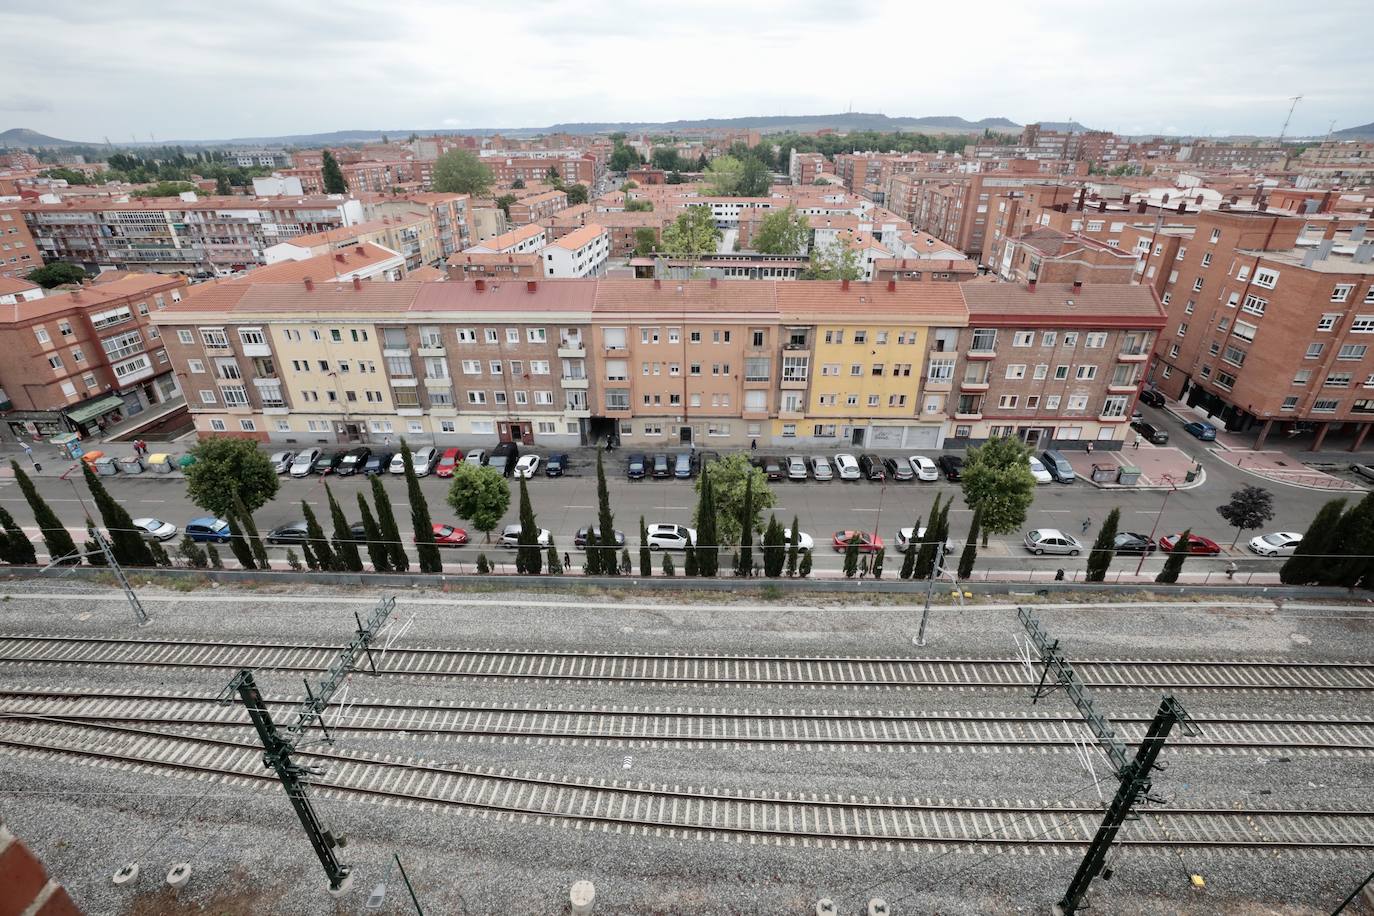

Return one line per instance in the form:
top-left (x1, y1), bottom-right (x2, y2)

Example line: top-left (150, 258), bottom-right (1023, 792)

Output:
top-left (887, 279), bottom-right (896, 292)
top-left (841, 279), bottom-right (850, 291)
top-left (1176, 202), bottom-right (1186, 213)
top-left (355, 245), bottom-right (365, 255)
top-left (352, 277), bottom-right (362, 291)
top-left (526, 280), bottom-right (537, 293)
top-left (304, 277), bottom-right (314, 291)
top-left (1137, 200), bottom-right (1147, 214)
top-left (1316, 239), bottom-right (1335, 261)
top-left (1027, 278), bottom-right (1037, 293)
top-left (475, 278), bottom-right (487, 292)
top-left (1097, 200), bottom-right (1106, 212)
top-left (334, 253), bottom-right (346, 263)
top-left (1324, 222), bottom-right (1340, 241)
top-left (1352, 241), bottom-right (1374, 265)
top-left (1072, 279), bottom-right (1083, 291)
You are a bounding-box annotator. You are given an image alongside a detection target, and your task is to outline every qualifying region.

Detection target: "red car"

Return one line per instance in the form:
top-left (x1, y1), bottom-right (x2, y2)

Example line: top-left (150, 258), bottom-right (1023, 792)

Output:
top-left (423, 523), bottom-right (469, 547)
top-left (434, 447), bottom-right (464, 478)
top-left (832, 530), bottom-right (883, 553)
top-left (1158, 533), bottom-right (1221, 556)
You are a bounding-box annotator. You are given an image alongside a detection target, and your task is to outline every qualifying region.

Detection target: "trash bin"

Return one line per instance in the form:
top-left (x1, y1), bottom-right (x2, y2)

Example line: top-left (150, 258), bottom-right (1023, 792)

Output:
top-left (1184, 468), bottom-right (1197, 483)
top-left (94, 456), bottom-right (120, 476)
top-left (178, 454), bottom-right (196, 469)
top-left (1090, 463), bottom-right (1117, 483)
top-left (146, 453), bottom-right (174, 474)
top-left (1116, 465), bottom-right (1141, 486)
top-left (118, 455), bottom-right (146, 474)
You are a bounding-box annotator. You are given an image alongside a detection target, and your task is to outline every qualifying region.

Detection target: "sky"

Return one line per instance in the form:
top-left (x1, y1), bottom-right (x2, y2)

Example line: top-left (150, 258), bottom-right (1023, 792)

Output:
top-left (1, 0), bottom-right (1370, 143)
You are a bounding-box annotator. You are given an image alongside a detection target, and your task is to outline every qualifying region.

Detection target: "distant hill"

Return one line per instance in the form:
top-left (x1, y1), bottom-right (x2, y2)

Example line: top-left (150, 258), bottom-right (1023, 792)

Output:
top-left (1033, 121), bottom-right (1093, 134)
top-left (1333, 121), bottom-right (1374, 139)
top-left (538, 112), bottom-right (1023, 136)
top-left (0, 127), bottom-right (86, 149)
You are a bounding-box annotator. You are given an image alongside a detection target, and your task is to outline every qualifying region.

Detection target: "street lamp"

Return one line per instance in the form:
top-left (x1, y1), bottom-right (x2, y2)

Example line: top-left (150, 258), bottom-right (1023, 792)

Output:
top-left (1135, 473), bottom-right (1177, 576)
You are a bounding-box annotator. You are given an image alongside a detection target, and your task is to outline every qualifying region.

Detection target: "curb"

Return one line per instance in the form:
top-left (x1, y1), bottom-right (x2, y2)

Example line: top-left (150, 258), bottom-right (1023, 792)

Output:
top-left (1218, 456), bottom-right (1365, 493)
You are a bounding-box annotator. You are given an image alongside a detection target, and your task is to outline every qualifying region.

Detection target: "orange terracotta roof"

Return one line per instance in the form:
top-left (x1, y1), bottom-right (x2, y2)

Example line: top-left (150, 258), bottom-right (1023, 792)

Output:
top-left (0, 276), bottom-right (40, 296)
top-left (592, 279), bottom-right (779, 315)
top-left (961, 281), bottom-right (1166, 324)
top-left (547, 224), bottom-right (607, 250)
top-left (464, 223), bottom-right (545, 252)
top-left (230, 243), bottom-right (401, 284)
top-left (777, 281), bottom-right (965, 320)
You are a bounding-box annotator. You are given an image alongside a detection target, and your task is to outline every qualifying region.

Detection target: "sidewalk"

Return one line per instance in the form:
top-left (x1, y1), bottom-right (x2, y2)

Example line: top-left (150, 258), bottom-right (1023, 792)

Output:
top-left (1064, 444), bottom-right (1202, 490)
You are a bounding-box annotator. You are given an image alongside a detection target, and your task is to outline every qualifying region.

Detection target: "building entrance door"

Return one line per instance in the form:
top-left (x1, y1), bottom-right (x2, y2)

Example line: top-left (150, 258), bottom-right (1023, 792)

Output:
top-left (679, 426), bottom-right (692, 444)
top-left (850, 427), bottom-right (865, 447)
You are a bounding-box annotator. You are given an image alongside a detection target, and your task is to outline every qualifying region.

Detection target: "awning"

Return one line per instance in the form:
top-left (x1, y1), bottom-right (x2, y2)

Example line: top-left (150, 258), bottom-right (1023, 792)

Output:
top-left (64, 395), bottom-right (125, 424)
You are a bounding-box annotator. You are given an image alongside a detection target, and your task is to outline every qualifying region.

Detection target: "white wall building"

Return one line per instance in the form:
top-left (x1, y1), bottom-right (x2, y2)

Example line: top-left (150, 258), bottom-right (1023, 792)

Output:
top-left (542, 224), bottom-right (610, 278)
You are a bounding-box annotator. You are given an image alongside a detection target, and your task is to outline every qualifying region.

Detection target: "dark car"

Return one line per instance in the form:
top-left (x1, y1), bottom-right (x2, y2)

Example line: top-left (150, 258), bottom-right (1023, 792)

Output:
top-left (185, 516), bottom-right (232, 543)
top-left (673, 452), bottom-right (695, 479)
top-left (312, 450), bottom-right (342, 475)
top-left (627, 453), bottom-right (647, 480)
top-left (937, 454), bottom-right (964, 481)
top-left (762, 456), bottom-right (784, 481)
top-left (698, 450), bottom-right (721, 470)
top-left (490, 441), bottom-right (519, 477)
top-left (883, 457), bottom-right (914, 481)
top-left (362, 451), bottom-right (392, 476)
top-left (545, 453), bottom-right (569, 477)
top-left (1183, 420), bottom-right (1217, 441)
top-left (265, 521), bottom-right (309, 546)
top-left (1138, 388), bottom-right (1166, 408)
top-left (1131, 419), bottom-right (1169, 445)
top-left (651, 453), bottom-right (672, 478)
top-left (335, 446), bottom-right (371, 476)
top-left (575, 526), bottom-right (626, 548)
top-left (1112, 532), bottom-right (1156, 554)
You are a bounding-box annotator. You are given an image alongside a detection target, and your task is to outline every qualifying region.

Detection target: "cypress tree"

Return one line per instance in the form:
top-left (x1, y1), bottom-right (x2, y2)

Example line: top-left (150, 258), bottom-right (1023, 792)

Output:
top-left (639, 516), bottom-right (651, 577)
top-left (798, 549), bottom-right (812, 578)
top-left (900, 515), bottom-right (922, 580)
top-left (621, 547), bottom-right (633, 575)
top-left (546, 535), bottom-right (563, 575)
top-left (302, 500), bottom-right (333, 571)
top-left (325, 483), bottom-right (363, 572)
top-left (1280, 498), bottom-right (1346, 585)
top-left (695, 466), bottom-right (719, 577)
top-left (148, 539), bottom-right (172, 567)
top-left (221, 502), bottom-right (257, 570)
top-left (872, 546), bottom-right (886, 579)
top-left (662, 552), bottom-right (675, 576)
top-left (1328, 492), bottom-right (1374, 588)
top-left (684, 544), bottom-right (698, 577)
top-left (843, 533), bottom-right (860, 578)
top-left (476, 553), bottom-right (491, 574)
top-left (178, 534), bottom-right (207, 569)
top-left (786, 515), bottom-right (800, 578)
top-left (400, 440), bottom-right (442, 574)
top-left (736, 476), bottom-right (754, 577)
top-left (583, 524), bottom-right (601, 576)
top-left (595, 448), bottom-right (617, 576)
top-left (321, 150), bottom-right (347, 193)
top-left (356, 492), bottom-right (390, 572)
top-left (516, 477), bottom-right (542, 575)
top-left (206, 542), bottom-right (223, 569)
top-left (370, 475), bottom-right (408, 572)
top-left (957, 507), bottom-right (981, 580)
top-left (83, 521), bottom-right (106, 566)
top-left (232, 492), bottom-right (270, 570)
top-left (81, 461), bottom-right (154, 566)
top-left (763, 515), bottom-right (785, 577)
top-left (1155, 528), bottom-right (1191, 584)
top-left (0, 505), bottom-right (36, 565)
top-left (1085, 507), bottom-right (1120, 583)
top-left (914, 495), bottom-right (941, 580)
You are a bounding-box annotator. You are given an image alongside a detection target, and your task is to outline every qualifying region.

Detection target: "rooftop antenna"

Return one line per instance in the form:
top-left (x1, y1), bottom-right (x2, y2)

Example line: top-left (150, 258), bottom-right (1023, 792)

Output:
top-left (1277, 95), bottom-right (1302, 143)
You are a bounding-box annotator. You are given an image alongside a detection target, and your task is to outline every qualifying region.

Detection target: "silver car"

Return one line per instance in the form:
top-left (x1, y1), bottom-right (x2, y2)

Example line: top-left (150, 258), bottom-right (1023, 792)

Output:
top-left (786, 455), bottom-right (808, 480)
top-left (1023, 528), bottom-right (1084, 556)
top-left (810, 456), bottom-right (834, 481)
top-left (269, 450), bottom-right (296, 474)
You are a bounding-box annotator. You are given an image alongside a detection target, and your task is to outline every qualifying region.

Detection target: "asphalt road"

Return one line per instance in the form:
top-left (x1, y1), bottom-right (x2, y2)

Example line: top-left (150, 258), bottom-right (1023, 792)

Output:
top-left (0, 404), bottom-right (1355, 574)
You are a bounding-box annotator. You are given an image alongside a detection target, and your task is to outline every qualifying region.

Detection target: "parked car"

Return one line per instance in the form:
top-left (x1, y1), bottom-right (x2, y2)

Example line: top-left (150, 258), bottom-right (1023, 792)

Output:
top-left (1112, 532), bottom-right (1156, 554)
top-left (131, 517), bottom-right (178, 541)
top-left (1248, 531), bottom-right (1303, 557)
top-left (883, 457), bottom-right (915, 481)
top-left (269, 451), bottom-right (296, 474)
top-left (674, 452), bottom-right (695, 479)
top-left (429, 524), bottom-right (469, 547)
top-left (780, 528), bottom-right (814, 552)
top-left (1131, 419), bottom-right (1169, 445)
top-left (513, 455), bottom-right (541, 478)
top-left (545, 453), bottom-right (569, 477)
top-left (389, 446), bottom-right (438, 476)
top-left (627, 453), bottom-right (647, 479)
top-left (834, 453), bottom-right (861, 480)
top-left (786, 455), bottom-right (808, 481)
top-left (1183, 420), bottom-right (1218, 441)
top-left (498, 524), bottom-right (551, 547)
top-left (1158, 532), bottom-right (1222, 556)
top-left (858, 454), bottom-right (886, 481)
top-left (464, 449), bottom-right (488, 467)
top-left (185, 517), bottom-right (232, 543)
top-left (646, 523), bottom-right (696, 550)
top-left (698, 450), bottom-right (721, 470)
top-left (1023, 528), bottom-right (1084, 556)
top-left (1138, 388), bottom-right (1166, 408)
top-left (266, 521), bottom-right (310, 546)
top-left (362, 452), bottom-right (392, 476)
top-left (575, 526), bottom-right (626, 548)
top-left (832, 529), bottom-right (883, 553)
top-left (895, 527), bottom-right (943, 553)
top-left (1041, 450), bottom-right (1076, 483)
top-left (289, 448), bottom-right (322, 478)
top-left (489, 442), bottom-right (519, 477)
top-left (651, 453), bottom-right (672, 478)
top-left (435, 447), bottom-right (463, 478)
top-left (908, 455), bottom-right (939, 482)
top-left (810, 455), bottom-right (834, 481)
top-left (336, 446), bottom-right (371, 476)
top-left (762, 456), bottom-right (784, 481)
top-left (937, 454), bottom-right (964, 481)
top-left (312, 451), bottom-right (342, 475)
top-left (1027, 455), bottom-right (1052, 484)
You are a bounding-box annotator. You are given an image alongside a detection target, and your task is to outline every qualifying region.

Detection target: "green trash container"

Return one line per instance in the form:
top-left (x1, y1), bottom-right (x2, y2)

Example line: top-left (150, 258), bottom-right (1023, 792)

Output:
top-left (1116, 465), bottom-right (1141, 486)
top-left (1184, 468), bottom-right (1197, 483)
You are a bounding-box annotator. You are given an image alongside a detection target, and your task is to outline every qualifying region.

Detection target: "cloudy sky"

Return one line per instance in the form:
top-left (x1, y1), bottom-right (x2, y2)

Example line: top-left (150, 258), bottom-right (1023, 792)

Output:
top-left (2, 0), bottom-right (1369, 143)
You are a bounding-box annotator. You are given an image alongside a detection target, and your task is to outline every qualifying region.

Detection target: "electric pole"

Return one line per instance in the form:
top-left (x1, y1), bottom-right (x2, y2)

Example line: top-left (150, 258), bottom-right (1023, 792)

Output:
top-left (43, 527), bottom-right (147, 626)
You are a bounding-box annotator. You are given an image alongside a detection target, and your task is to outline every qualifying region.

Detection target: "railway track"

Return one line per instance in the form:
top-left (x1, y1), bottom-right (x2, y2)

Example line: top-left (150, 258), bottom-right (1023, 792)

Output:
top-left (3, 634), bottom-right (1372, 692)
top-left (3, 689), bottom-right (1371, 754)
top-left (1, 717), bottom-right (1369, 853)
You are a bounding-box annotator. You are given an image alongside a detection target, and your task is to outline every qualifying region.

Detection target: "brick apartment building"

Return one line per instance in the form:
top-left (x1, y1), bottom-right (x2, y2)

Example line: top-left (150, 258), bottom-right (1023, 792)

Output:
top-left (0, 273), bottom-right (188, 438)
top-left (0, 204), bottom-right (41, 279)
top-left (446, 252), bottom-right (543, 280)
top-left (788, 151), bottom-right (826, 186)
top-left (484, 153), bottom-right (599, 186)
top-left (507, 189), bottom-right (569, 225)
top-left (264, 213), bottom-right (440, 272)
top-left (994, 227), bottom-right (1140, 284)
top-left (464, 224), bottom-right (546, 256)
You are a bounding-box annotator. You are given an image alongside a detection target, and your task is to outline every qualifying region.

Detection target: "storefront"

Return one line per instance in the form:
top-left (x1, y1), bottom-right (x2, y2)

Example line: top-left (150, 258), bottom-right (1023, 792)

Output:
top-left (62, 394), bottom-right (126, 437)
top-left (3, 410), bottom-right (67, 441)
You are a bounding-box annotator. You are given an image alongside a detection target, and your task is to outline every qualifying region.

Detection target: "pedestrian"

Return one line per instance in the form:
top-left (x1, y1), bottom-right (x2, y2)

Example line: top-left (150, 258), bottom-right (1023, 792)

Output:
top-left (1133, 434), bottom-right (1141, 450)
top-left (750, 438), bottom-right (757, 452)
top-left (1085, 441), bottom-right (1094, 456)
top-left (564, 552), bottom-right (571, 570)
top-left (1225, 560), bottom-right (1238, 580)
top-left (1081, 517), bottom-right (1091, 534)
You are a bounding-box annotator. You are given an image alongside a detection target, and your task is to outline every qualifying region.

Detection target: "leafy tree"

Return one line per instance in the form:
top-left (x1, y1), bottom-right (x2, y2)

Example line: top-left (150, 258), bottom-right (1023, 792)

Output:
top-left (661, 206), bottom-right (722, 260)
top-left (216, 173), bottom-right (234, 195)
top-left (0, 505), bottom-right (36, 565)
top-left (232, 492), bottom-right (269, 570)
top-left (661, 552), bottom-right (675, 576)
top-left (494, 194), bottom-right (517, 218)
top-left (446, 462), bottom-right (511, 543)
top-left (356, 492), bottom-right (389, 572)
top-left (302, 501), bottom-right (333, 571)
top-left (178, 535), bottom-right (208, 569)
top-left (130, 181), bottom-right (199, 198)
top-left (370, 475), bottom-right (408, 572)
top-left (515, 477), bottom-right (542, 575)
top-left (546, 165), bottom-right (562, 184)
top-left (958, 507), bottom-right (982, 580)
top-left (665, 170), bottom-right (685, 185)
top-left (785, 516), bottom-right (801, 578)
top-left (651, 148), bottom-right (686, 172)
top-left (872, 546), bottom-right (886, 579)
top-left (843, 534), bottom-right (861, 578)
top-left (566, 183), bottom-right (589, 205)
top-left (324, 483), bottom-right (363, 572)
top-left (620, 180), bottom-right (639, 192)
top-left (762, 515), bottom-right (785, 577)
top-left (12, 462), bottom-right (76, 564)
top-left (1217, 485), bottom-right (1274, 547)
top-left (321, 150), bottom-right (347, 194)
top-left (38, 167), bottom-right (91, 185)
top-left (736, 477), bottom-right (755, 576)
top-left (633, 227), bottom-right (658, 256)
top-left (81, 462), bottom-right (154, 566)
top-left (511, 177), bottom-right (526, 190)
top-left (594, 448), bottom-right (618, 576)
top-left (220, 502), bottom-right (257, 570)
top-left (736, 156), bottom-right (772, 197)
top-left (26, 262), bottom-right (87, 289)
top-left (695, 153), bottom-right (709, 171)
top-left (624, 198), bottom-right (654, 212)
top-left (961, 437), bottom-right (1035, 547)
top-left (639, 516), bottom-right (652, 577)
top-left (705, 155), bottom-right (742, 195)
top-left (692, 453), bottom-right (774, 548)
top-left (802, 239), bottom-right (863, 281)
top-left (184, 438), bottom-right (278, 517)
top-left (546, 536), bottom-right (563, 575)
top-left (1329, 492), bottom-right (1374, 588)
top-left (900, 516), bottom-right (922, 580)
top-left (432, 149), bottom-right (493, 196)
top-left (754, 207), bottom-right (810, 256)
top-left (609, 145), bottom-right (639, 172)
top-left (798, 550), bottom-right (812, 578)
top-left (1085, 507), bottom-right (1120, 583)
top-left (399, 440), bottom-right (442, 574)
top-left (1155, 528), bottom-right (1191, 584)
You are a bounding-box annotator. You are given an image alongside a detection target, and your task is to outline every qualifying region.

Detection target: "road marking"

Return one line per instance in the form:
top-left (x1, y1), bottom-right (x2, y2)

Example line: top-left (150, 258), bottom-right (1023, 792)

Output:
top-left (566, 505), bottom-right (595, 509)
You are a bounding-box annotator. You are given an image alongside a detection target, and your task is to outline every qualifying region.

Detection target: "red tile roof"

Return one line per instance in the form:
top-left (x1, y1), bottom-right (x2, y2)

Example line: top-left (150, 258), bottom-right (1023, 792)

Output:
top-left (961, 281), bottom-right (1166, 325)
top-left (547, 224), bottom-right (607, 250)
top-left (0, 276), bottom-right (40, 296)
top-left (229, 243), bottom-right (400, 284)
top-left (591, 279), bottom-right (778, 315)
top-left (778, 281), bottom-right (965, 320)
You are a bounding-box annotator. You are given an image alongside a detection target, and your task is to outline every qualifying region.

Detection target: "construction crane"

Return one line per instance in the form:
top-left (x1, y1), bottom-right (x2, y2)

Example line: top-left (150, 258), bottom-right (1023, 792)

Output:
top-left (1277, 95), bottom-right (1302, 143)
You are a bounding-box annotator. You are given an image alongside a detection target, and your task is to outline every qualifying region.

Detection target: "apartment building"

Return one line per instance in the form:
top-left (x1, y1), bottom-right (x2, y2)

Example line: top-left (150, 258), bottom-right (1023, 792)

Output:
top-left (366, 193), bottom-right (471, 256)
top-left (464, 224), bottom-right (546, 256)
top-left (507, 190), bottom-right (568, 226)
top-left (1181, 141), bottom-right (1288, 171)
top-left (264, 213), bottom-right (438, 272)
top-left (788, 150), bottom-right (826, 186)
top-left (1293, 141), bottom-right (1374, 186)
top-left (0, 273), bottom-right (188, 438)
top-left (484, 153), bottom-right (598, 186)
top-left (22, 195), bottom-right (364, 275)
top-left (541, 225), bottom-right (610, 278)
top-left (446, 252), bottom-right (543, 280)
top-left (241, 244), bottom-right (405, 284)
top-left (0, 205), bottom-right (41, 279)
top-left (943, 281), bottom-right (1166, 449)
top-left (1150, 210), bottom-right (1374, 449)
top-left (994, 228), bottom-right (1140, 284)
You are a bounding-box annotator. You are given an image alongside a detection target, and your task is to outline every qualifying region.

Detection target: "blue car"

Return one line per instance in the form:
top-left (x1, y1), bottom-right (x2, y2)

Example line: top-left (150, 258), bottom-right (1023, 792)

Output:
top-left (1183, 421), bottom-right (1217, 441)
top-left (185, 517), bottom-right (232, 543)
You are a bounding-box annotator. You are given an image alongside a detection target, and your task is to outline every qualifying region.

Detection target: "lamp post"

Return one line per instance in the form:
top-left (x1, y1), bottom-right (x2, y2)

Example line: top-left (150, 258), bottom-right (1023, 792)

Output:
top-left (1135, 473), bottom-right (1177, 576)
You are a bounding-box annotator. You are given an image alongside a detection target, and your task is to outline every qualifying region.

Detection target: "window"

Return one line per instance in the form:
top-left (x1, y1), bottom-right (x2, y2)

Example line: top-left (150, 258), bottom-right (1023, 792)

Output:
top-left (1217, 317), bottom-right (1230, 332)
top-left (871, 364), bottom-right (884, 377)
top-left (394, 388), bottom-right (420, 408)
top-left (605, 389), bottom-right (629, 410)
top-left (1232, 321), bottom-right (1258, 342)
top-left (506, 328), bottom-right (519, 343)
top-left (1226, 292), bottom-right (1239, 309)
top-left (1063, 333), bottom-right (1078, 348)
top-left (457, 328), bottom-right (476, 343)
top-left (1241, 295), bottom-right (1267, 317)
top-left (1101, 396), bottom-right (1128, 418)
top-left (236, 419), bottom-right (256, 432)
top-left (1169, 344), bottom-right (1180, 359)
top-left (707, 423), bottom-right (730, 437)
top-left (867, 394), bottom-right (879, 407)
top-left (1294, 370), bottom-right (1313, 385)
top-left (1075, 365), bottom-right (1097, 380)
top-left (1066, 395), bottom-right (1088, 412)
top-left (200, 328), bottom-right (228, 348)
top-left (485, 328), bottom-right (500, 344)
top-left (1367, 287), bottom-right (1374, 305)
top-left (689, 330), bottom-right (702, 343)
top-left (1325, 373), bottom-right (1352, 388)
top-left (1209, 342), bottom-right (1221, 356)
top-left (1332, 284), bottom-right (1354, 304)
top-left (1281, 396), bottom-right (1299, 411)
top-left (1201, 251), bottom-right (1212, 267)
top-left (927, 358), bottom-right (954, 381)
top-left (461, 359), bottom-right (481, 375)
top-left (604, 359), bottom-right (627, 381)
top-left (1318, 314), bottom-right (1340, 332)
top-left (970, 328), bottom-right (997, 351)
top-left (46, 354), bottom-right (62, 370)
top-left (494, 391), bottom-right (508, 405)
top-left (824, 330), bottom-right (842, 345)
top-left (1041, 331), bottom-right (1057, 347)
top-left (527, 327), bottom-right (547, 343)
top-left (1005, 364), bottom-right (1026, 380)
top-left (1313, 399), bottom-right (1340, 412)
top-left (997, 395), bottom-right (1019, 409)
top-left (1012, 331), bottom-right (1034, 347)
top-left (1162, 293), bottom-right (1172, 306)
top-left (209, 419), bottom-right (226, 432)
top-left (1176, 323), bottom-right (1188, 337)
top-left (1307, 343), bottom-right (1326, 359)
top-left (1084, 332), bottom-right (1107, 349)
top-left (467, 390), bottom-right (487, 405)
top-left (222, 385), bottom-right (248, 406)
top-left (1223, 346), bottom-right (1246, 367)
top-left (1253, 268), bottom-right (1279, 289)
top-left (1032, 364), bottom-right (1048, 380)
top-left (199, 390), bottom-right (217, 405)
top-left (751, 329), bottom-right (765, 348)
top-left (1054, 365), bottom-right (1069, 380)
top-left (853, 330), bottom-right (867, 344)
top-left (1192, 277), bottom-right (1204, 292)
top-left (1350, 315), bottom-right (1374, 333)
top-left (513, 390), bottom-right (528, 405)
top-left (489, 360), bottom-right (502, 375)
top-left (1339, 344), bottom-right (1368, 361)
top-left (177, 329), bottom-right (194, 344)
top-left (849, 364), bottom-right (862, 376)
top-left (1209, 228), bottom-right (1222, 243)
top-left (782, 355), bottom-right (809, 381)
top-left (1200, 365), bottom-right (1212, 378)
top-left (744, 357), bottom-right (770, 381)
top-left (530, 360), bottom-right (550, 375)
top-left (386, 356), bottom-right (413, 376)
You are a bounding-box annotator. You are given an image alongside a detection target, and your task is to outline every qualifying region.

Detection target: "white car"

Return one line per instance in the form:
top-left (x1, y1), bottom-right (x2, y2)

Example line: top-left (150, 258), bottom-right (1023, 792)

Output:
top-left (785, 456), bottom-right (808, 481)
top-left (513, 455), bottom-right (541, 478)
top-left (498, 524), bottom-right (551, 547)
top-left (269, 451), bottom-right (296, 474)
top-left (908, 456), bottom-right (939, 482)
top-left (810, 456), bottom-right (834, 481)
top-left (390, 447), bottom-right (439, 476)
top-left (465, 449), bottom-right (487, 466)
top-left (834, 453), bottom-right (861, 480)
top-left (646, 523), bottom-right (696, 550)
top-left (895, 526), bottom-right (935, 553)
top-left (1248, 531), bottom-right (1303, 557)
top-left (782, 529), bottom-right (814, 552)
top-left (1028, 455), bottom-right (1052, 484)
top-left (1024, 528), bottom-right (1084, 556)
top-left (289, 448), bottom-right (321, 478)
top-left (131, 517), bottom-right (178, 541)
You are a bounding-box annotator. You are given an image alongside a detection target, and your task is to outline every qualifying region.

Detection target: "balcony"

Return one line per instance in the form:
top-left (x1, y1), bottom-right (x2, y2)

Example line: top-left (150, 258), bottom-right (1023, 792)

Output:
top-left (564, 407), bottom-right (591, 419)
top-left (959, 380), bottom-right (989, 392)
top-left (778, 408), bottom-right (804, 421)
top-left (965, 348), bottom-right (997, 361)
top-left (1098, 412), bottom-right (1130, 423)
top-left (603, 346), bottom-right (627, 358)
top-left (558, 342), bottom-right (586, 358)
top-left (382, 348), bottom-right (411, 358)
top-left (417, 346), bottom-right (445, 358)
top-left (241, 342), bottom-right (272, 358)
top-left (780, 376), bottom-right (809, 390)
top-left (560, 376), bottom-right (588, 389)
top-left (782, 342), bottom-right (810, 352)
top-left (924, 377), bottom-right (952, 393)
top-left (1107, 383), bottom-right (1139, 394)
top-left (1117, 348), bottom-right (1150, 362)
top-left (954, 411), bottom-right (983, 421)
